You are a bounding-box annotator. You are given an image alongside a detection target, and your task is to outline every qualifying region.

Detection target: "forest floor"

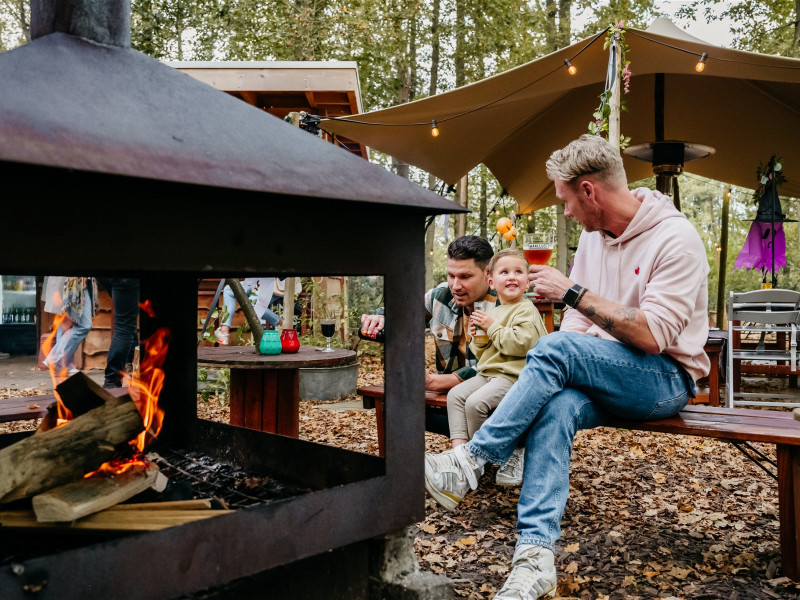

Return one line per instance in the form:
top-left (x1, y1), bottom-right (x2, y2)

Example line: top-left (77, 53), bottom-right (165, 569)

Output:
top-left (3, 342), bottom-right (800, 599)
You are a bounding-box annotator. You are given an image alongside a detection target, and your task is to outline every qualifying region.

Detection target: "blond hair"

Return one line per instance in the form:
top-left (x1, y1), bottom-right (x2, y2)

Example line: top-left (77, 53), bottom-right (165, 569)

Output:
top-left (488, 248), bottom-right (527, 273)
top-left (545, 134), bottom-right (627, 189)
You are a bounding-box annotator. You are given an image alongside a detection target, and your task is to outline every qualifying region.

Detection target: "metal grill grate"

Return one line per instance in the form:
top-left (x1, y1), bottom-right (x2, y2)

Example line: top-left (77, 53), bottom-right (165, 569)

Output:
top-left (149, 448), bottom-right (310, 509)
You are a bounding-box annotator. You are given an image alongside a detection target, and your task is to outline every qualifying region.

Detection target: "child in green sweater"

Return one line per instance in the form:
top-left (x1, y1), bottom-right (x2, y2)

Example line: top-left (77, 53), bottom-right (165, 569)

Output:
top-left (446, 248), bottom-right (547, 486)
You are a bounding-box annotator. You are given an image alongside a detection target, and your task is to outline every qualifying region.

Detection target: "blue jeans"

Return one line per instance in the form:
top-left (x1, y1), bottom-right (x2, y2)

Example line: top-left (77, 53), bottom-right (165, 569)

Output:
top-left (47, 289), bottom-right (93, 368)
top-left (466, 332), bottom-right (693, 551)
top-left (97, 278), bottom-right (139, 388)
top-left (222, 280), bottom-right (280, 328)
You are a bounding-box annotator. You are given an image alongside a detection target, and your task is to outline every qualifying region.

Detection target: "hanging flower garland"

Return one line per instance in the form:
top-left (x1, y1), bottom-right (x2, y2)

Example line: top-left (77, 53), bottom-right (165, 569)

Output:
top-left (588, 21), bottom-right (631, 149)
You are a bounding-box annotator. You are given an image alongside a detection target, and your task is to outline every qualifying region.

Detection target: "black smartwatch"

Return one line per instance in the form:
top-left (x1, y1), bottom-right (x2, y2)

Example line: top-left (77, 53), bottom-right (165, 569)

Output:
top-left (562, 284), bottom-right (585, 308)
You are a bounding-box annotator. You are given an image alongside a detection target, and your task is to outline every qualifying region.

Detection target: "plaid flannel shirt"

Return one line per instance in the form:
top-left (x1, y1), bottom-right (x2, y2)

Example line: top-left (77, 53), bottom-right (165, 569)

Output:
top-left (424, 283), bottom-right (497, 382)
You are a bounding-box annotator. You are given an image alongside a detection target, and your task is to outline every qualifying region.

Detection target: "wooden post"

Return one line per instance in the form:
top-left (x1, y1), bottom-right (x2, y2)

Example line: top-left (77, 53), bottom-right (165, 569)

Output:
top-left (556, 204), bottom-right (569, 275)
top-left (716, 190), bottom-right (730, 329)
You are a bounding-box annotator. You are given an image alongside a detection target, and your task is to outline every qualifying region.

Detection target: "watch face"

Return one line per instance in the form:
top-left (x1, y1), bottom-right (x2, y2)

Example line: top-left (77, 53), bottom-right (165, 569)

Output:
top-left (563, 285), bottom-right (580, 307)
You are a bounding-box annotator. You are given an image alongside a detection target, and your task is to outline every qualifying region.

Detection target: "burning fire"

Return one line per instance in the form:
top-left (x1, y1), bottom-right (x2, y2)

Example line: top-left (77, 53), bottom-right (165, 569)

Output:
top-left (129, 302), bottom-right (170, 451)
top-left (46, 298), bottom-right (170, 465)
top-left (41, 293), bottom-right (75, 424)
top-left (85, 451), bottom-right (151, 478)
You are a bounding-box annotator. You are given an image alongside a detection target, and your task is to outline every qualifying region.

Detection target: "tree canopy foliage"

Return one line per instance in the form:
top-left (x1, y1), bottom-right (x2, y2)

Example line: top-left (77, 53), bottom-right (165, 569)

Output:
top-left (1, 0), bottom-right (798, 302)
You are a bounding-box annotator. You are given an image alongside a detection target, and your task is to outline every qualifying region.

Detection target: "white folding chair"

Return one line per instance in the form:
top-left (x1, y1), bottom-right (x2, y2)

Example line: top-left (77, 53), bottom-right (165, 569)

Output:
top-left (726, 289), bottom-right (800, 408)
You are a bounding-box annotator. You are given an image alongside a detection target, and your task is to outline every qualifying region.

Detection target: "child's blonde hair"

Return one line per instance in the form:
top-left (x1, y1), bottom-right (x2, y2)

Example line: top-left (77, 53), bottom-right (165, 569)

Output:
top-left (488, 248), bottom-right (527, 273)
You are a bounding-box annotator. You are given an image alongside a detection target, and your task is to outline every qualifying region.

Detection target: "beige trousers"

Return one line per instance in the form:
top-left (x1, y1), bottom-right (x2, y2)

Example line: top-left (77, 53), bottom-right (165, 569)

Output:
top-left (446, 373), bottom-right (514, 441)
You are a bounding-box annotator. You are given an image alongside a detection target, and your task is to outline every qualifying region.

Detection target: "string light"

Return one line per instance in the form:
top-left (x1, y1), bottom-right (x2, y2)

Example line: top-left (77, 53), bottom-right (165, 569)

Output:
top-left (564, 59), bottom-right (577, 75)
top-left (695, 52), bottom-right (708, 72)
top-left (431, 120), bottom-right (439, 137)
top-left (527, 214), bottom-right (533, 220)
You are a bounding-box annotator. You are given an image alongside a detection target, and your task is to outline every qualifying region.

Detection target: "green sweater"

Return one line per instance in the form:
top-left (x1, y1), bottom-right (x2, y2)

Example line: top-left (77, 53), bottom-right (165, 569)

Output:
top-left (469, 299), bottom-right (547, 382)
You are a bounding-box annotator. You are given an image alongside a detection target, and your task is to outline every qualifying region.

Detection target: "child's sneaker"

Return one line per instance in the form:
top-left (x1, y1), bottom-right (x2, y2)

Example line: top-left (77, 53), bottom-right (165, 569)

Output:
top-left (496, 447), bottom-right (525, 486)
top-left (214, 329), bottom-right (230, 345)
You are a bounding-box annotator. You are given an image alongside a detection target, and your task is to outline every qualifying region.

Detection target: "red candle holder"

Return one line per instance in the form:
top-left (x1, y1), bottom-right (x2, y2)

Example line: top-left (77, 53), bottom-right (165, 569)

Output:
top-left (280, 328), bottom-right (300, 353)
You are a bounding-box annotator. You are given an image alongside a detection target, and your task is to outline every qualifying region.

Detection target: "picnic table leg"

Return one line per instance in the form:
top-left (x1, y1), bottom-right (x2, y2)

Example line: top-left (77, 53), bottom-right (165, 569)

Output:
top-left (777, 444), bottom-right (800, 580)
top-left (228, 368), bottom-right (299, 437)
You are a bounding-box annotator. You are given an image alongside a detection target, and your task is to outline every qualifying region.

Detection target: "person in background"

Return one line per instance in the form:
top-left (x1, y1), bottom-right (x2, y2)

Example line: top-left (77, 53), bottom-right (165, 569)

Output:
top-left (43, 276), bottom-right (97, 376)
top-left (424, 134), bottom-right (710, 599)
top-left (214, 277), bottom-right (280, 345)
top-left (96, 278), bottom-right (139, 389)
top-left (361, 235), bottom-right (496, 393)
top-left (447, 248), bottom-right (547, 486)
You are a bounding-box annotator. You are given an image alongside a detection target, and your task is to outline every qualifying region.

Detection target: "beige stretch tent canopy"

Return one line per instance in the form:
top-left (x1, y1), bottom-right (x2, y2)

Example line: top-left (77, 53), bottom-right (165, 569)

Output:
top-left (323, 19), bottom-right (800, 213)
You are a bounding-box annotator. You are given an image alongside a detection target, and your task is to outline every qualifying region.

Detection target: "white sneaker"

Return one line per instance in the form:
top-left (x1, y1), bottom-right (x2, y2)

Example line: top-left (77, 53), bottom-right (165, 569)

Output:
top-left (214, 329), bottom-right (230, 345)
top-left (495, 545), bottom-right (557, 599)
top-left (496, 447), bottom-right (525, 487)
top-left (424, 445), bottom-right (484, 511)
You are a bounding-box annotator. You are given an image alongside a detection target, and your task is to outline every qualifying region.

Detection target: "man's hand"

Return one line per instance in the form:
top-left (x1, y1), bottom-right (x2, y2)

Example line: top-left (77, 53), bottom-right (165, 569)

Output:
top-left (425, 372), bottom-right (461, 392)
top-left (528, 264), bottom-right (573, 301)
top-left (360, 313), bottom-right (385, 336)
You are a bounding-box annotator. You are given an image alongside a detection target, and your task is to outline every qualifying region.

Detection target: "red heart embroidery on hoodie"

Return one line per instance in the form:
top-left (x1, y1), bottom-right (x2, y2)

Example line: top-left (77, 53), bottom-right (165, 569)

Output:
top-left (635, 267), bottom-right (640, 275)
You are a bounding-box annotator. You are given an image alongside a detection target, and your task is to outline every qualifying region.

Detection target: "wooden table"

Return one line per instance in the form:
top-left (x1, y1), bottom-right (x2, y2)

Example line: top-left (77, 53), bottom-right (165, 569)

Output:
top-left (530, 298), bottom-right (565, 333)
top-left (197, 345), bottom-right (357, 437)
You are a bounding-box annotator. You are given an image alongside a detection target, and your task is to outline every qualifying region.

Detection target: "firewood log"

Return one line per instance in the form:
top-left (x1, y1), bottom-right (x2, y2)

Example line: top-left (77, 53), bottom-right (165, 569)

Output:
top-left (37, 372), bottom-right (125, 433)
top-left (0, 508), bottom-right (233, 531)
top-left (32, 462), bottom-right (164, 522)
top-left (0, 395), bottom-right (144, 503)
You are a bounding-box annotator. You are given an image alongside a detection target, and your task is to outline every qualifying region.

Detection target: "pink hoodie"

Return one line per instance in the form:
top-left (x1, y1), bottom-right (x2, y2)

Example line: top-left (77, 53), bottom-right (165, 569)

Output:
top-left (560, 187), bottom-right (711, 383)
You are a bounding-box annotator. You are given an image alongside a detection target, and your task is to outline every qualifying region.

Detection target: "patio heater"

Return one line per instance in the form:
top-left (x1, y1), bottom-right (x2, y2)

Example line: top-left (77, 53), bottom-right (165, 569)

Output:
top-left (623, 73), bottom-right (715, 211)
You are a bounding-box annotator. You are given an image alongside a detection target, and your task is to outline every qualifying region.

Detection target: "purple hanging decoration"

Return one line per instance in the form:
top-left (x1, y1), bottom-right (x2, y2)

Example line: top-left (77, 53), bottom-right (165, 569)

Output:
top-left (734, 220), bottom-right (786, 272)
top-left (734, 156), bottom-right (788, 283)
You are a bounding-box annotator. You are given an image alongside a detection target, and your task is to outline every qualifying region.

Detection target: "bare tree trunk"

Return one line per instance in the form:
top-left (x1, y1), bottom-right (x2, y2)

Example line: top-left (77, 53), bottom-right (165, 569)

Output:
top-left (392, 0), bottom-right (411, 179)
top-left (429, 0), bottom-right (440, 96)
top-left (424, 0), bottom-right (441, 288)
top-left (19, 0), bottom-right (30, 42)
top-left (557, 0), bottom-right (571, 49)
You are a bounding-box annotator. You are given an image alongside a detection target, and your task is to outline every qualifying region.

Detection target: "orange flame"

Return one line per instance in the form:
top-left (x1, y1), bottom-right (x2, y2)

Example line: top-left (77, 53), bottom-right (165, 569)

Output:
top-left (84, 452), bottom-right (151, 478)
top-left (40, 303), bottom-right (74, 423)
top-left (128, 301), bottom-right (170, 451)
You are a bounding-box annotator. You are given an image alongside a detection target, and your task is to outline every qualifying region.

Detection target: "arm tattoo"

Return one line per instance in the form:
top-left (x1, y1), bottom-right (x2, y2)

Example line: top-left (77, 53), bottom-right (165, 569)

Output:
top-left (584, 304), bottom-right (597, 317)
top-left (600, 317), bottom-right (615, 331)
top-left (616, 307), bottom-right (638, 322)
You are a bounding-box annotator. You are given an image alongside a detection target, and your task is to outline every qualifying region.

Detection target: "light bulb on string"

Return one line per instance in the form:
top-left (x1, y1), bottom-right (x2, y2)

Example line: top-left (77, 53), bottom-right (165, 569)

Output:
top-left (695, 52), bottom-right (708, 73)
top-left (563, 59), bottom-right (577, 75)
top-left (527, 214), bottom-right (533, 221)
top-left (431, 120), bottom-right (439, 137)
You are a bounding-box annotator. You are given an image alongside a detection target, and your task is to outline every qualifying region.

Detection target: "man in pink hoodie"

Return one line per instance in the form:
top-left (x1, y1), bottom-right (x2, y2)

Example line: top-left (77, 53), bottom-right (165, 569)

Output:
top-left (424, 134), bottom-right (710, 599)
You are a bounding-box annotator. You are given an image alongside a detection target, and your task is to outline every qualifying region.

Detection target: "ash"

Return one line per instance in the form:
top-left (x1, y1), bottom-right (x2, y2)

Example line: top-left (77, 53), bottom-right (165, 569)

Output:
top-left (148, 448), bottom-right (310, 509)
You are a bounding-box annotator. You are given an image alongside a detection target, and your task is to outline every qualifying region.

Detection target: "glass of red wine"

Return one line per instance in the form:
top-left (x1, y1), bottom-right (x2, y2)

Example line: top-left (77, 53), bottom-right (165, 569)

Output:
top-left (320, 318), bottom-right (336, 352)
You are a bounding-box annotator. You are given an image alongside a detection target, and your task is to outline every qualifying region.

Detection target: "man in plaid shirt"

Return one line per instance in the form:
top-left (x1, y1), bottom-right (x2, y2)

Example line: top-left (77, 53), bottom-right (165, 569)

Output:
top-left (361, 235), bottom-right (496, 393)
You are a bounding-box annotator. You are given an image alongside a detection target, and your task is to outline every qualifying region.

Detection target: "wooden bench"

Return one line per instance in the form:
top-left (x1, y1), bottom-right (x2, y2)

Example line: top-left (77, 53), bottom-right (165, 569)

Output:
top-left (357, 386), bottom-right (800, 580)
top-left (0, 394), bottom-right (53, 422)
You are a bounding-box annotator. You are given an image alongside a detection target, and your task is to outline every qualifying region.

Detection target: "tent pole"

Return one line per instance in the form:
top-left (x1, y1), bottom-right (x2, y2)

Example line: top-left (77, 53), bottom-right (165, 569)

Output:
top-left (608, 38), bottom-right (622, 150)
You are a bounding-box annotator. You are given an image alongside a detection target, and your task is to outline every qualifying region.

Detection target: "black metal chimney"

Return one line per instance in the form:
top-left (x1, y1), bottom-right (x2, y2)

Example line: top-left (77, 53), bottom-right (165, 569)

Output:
top-left (31, 0), bottom-right (130, 46)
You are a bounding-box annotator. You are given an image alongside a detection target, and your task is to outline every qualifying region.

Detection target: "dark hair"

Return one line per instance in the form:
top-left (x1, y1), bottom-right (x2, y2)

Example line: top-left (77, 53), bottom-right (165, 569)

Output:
top-left (447, 236), bottom-right (493, 269)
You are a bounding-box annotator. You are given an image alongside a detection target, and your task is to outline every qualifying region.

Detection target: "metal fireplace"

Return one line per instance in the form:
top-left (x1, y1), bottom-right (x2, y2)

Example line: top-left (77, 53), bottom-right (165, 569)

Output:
top-left (0, 1), bottom-right (461, 598)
